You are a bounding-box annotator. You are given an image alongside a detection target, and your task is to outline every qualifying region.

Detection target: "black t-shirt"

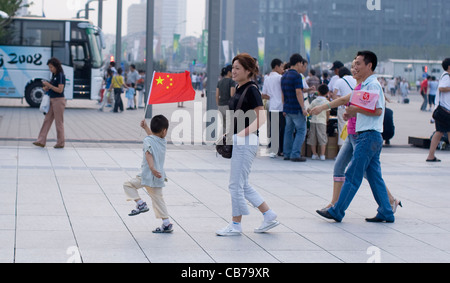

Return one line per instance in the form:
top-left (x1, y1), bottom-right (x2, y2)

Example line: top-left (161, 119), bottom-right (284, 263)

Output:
top-left (217, 77), bottom-right (236, 106)
top-left (229, 81), bottom-right (264, 135)
top-left (47, 72), bottom-right (65, 98)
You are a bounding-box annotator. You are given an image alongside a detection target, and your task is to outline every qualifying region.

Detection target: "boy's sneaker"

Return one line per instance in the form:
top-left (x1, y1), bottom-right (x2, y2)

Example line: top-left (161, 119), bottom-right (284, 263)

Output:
top-left (311, 154), bottom-right (319, 160)
top-left (254, 220), bottom-right (280, 233)
top-left (152, 223), bottom-right (174, 233)
top-left (128, 202), bottom-right (150, 216)
top-left (320, 155), bottom-right (326, 161)
top-left (216, 223), bottom-right (242, 236)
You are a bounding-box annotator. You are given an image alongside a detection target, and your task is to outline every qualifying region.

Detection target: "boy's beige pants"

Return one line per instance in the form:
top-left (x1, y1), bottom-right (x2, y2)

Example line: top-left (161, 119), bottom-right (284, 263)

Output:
top-left (123, 176), bottom-right (169, 219)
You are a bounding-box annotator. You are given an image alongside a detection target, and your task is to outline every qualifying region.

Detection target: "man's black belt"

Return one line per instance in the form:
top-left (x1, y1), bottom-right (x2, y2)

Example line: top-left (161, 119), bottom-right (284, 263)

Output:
top-left (356, 130), bottom-right (377, 135)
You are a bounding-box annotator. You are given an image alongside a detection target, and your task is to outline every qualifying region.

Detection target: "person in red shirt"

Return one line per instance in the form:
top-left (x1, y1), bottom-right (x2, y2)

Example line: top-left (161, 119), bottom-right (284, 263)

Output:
top-left (420, 76), bottom-right (429, 111)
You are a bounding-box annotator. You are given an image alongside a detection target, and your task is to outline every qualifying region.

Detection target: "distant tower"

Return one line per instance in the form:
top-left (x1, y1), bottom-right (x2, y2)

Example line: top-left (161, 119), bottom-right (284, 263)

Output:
top-left (16, 0), bottom-right (29, 16)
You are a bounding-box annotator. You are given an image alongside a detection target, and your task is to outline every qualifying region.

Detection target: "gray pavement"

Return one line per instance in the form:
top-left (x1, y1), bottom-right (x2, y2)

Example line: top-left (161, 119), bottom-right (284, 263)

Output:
top-left (1, 91), bottom-right (450, 263)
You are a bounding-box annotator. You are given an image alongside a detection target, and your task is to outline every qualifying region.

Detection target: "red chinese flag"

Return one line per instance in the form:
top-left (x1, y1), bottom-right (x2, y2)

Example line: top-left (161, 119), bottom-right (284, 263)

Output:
top-left (148, 71), bottom-right (196, 105)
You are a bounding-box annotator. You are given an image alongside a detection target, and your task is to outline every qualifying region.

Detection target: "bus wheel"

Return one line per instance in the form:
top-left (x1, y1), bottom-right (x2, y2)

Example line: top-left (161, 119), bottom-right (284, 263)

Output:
top-left (25, 81), bottom-right (45, 108)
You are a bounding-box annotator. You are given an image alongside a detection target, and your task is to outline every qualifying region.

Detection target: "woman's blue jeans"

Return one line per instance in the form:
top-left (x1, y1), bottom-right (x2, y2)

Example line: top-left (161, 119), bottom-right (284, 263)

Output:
top-left (328, 131), bottom-right (394, 222)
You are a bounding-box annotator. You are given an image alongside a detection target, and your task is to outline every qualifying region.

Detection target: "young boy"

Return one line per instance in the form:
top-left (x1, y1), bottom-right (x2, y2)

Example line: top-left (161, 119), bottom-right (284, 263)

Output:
top-left (123, 115), bottom-right (173, 233)
top-left (307, 84), bottom-right (330, 161)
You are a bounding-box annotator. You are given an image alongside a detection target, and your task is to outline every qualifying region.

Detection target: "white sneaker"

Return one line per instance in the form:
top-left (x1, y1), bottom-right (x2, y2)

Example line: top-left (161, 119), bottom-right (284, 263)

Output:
top-left (254, 220), bottom-right (280, 233)
top-left (311, 154), bottom-right (319, 160)
top-left (320, 155), bottom-right (326, 161)
top-left (216, 223), bottom-right (242, 236)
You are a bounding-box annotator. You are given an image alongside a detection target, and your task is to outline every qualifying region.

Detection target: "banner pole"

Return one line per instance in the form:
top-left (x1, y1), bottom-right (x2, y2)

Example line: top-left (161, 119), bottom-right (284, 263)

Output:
top-left (144, 71), bottom-right (156, 119)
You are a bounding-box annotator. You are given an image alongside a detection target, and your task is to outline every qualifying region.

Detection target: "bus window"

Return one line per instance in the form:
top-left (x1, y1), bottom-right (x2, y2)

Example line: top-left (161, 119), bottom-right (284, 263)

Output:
top-left (0, 20), bottom-right (21, 45)
top-left (22, 20), bottom-right (64, 46)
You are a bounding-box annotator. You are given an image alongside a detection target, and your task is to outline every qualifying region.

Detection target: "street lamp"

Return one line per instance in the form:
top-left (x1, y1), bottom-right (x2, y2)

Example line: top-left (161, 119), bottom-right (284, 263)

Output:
top-left (76, 8), bottom-right (94, 19)
top-left (85, 0), bottom-right (106, 29)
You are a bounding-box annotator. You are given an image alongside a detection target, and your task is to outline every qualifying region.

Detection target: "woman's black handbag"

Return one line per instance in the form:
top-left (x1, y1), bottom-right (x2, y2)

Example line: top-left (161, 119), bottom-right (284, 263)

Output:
top-left (216, 134), bottom-right (233, 159)
top-left (216, 85), bottom-right (252, 159)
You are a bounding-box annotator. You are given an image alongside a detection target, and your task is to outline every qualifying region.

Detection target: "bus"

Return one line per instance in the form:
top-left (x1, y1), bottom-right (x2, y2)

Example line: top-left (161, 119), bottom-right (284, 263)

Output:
top-left (0, 17), bottom-right (105, 107)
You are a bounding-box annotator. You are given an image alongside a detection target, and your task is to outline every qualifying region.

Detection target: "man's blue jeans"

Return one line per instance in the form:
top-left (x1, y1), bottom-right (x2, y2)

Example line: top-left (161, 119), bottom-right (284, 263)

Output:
top-left (328, 131), bottom-right (394, 222)
top-left (283, 112), bottom-right (307, 159)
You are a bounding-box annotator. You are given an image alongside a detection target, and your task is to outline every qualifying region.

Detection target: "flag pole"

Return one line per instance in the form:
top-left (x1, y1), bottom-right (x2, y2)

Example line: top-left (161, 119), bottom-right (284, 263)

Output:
top-left (144, 71), bottom-right (156, 119)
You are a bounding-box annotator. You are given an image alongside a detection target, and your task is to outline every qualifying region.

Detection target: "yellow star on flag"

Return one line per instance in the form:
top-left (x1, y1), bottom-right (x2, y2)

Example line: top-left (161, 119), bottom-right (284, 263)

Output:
top-left (156, 76), bottom-right (164, 85)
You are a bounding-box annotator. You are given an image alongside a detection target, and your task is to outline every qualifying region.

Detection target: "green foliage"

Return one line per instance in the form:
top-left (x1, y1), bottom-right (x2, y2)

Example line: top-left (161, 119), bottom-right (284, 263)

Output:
top-left (0, 0), bottom-right (31, 41)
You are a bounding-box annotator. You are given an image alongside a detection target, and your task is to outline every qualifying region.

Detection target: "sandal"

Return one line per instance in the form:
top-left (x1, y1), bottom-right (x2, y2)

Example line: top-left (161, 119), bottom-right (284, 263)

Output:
top-left (152, 224), bottom-right (173, 233)
top-left (426, 157), bottom-right (441, 162)
top-left (128, 202), bottom-right (149, 216)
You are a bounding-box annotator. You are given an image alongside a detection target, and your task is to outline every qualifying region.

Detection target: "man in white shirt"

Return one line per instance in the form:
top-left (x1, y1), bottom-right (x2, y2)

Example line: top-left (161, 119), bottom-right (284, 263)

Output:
top-left (262, 59), bottom-right (285, 156)
top-left (427, 58), bottom-right (450, 162)
top-left (327, 61), bottom-right (344, 93)
top-left (331, 67), bottom-right (357, 147)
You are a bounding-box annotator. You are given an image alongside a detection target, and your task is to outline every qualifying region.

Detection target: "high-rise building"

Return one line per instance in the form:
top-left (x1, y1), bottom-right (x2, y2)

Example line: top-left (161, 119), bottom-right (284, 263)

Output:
top-left (220, 0), bottom-right (450, 71)
top-left (127, 0), bottom-right (186, 46)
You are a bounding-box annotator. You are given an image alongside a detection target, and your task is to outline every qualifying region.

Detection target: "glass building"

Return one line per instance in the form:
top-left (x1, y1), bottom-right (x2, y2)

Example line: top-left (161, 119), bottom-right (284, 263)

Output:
top-left (219, 0), bottom-right (450, 72)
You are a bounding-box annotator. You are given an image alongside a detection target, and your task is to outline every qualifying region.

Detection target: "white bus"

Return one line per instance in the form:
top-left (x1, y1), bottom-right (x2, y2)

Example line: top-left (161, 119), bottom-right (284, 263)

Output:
top-left (0, 17), bottom-right (105, 107)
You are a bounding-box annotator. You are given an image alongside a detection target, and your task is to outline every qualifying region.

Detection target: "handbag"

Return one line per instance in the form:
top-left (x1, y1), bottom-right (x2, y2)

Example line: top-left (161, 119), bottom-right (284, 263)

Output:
top-left (216, 84), bottom-right (252, 159)
top-left (39, 94), bottom-right (50, 115)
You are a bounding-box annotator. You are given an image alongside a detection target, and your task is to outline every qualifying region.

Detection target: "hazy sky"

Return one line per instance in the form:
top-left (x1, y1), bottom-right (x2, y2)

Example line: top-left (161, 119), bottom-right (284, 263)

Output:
top-left (27, 0), bottom-right (206, 36)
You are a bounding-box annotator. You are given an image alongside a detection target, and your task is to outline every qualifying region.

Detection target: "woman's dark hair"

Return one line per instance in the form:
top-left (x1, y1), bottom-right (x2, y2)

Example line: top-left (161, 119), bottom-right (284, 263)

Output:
top-left (339, 67), bottom-right (352, 78)
top-left (47, 57), bottom-right (64, 74)
top-left (151, 115), bottom-right (169, 134)
top-left (232, 53), bottom-right (259, 79)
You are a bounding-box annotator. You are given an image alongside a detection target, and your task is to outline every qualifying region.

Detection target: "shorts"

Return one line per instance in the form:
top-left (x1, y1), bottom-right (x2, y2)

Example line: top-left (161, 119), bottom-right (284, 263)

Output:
top-left (433, 105), bottom-right (450, 133)
top-left (307, 123), bottom-right (328, 146)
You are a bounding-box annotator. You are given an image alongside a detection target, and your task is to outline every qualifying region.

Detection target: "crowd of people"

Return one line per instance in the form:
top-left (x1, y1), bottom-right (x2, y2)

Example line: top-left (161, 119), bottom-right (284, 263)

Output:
top-left (29, 52), bottom-right (450, 236)
top-left (98, 62), bottom-right (147, 113)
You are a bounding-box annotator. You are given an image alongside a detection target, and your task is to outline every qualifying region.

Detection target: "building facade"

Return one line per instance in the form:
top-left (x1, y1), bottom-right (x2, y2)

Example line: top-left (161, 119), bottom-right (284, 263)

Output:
top-left (220, 0), bottom-right (450, 72)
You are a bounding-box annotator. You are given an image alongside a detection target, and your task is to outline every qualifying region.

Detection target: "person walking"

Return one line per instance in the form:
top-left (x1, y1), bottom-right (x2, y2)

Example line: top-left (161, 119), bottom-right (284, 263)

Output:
top-left (399, 79), bottom-right (409, 103)
top-left (126, 64), bottom-right (140, 110)
top-left (281, 53), bottom-right (308, 162)
top-left (33, 57), bottom-right (67, 149)
top-left (427, 58), bottom-right (450, 162)
top-left (216, 65), bottom-right (236, 136)
top-left (420, 76), bottom-right (429, 111)
top-left (99, 68), bottom-right (113, 111)
top-left (110, 68), bottom-right (128, 113)
top-left (261, 58), bottom-right (285, 157)
top-left (330, 67), bottom-right (357, 148)
top-left (428, 76), bottom-right (438, 111)
top-left (216, 53), bottom-right (280, 236)
top-left (123, 116), bottom-right (173, 233)
top-left (315, 51), bottom-right (395, 223)
top-left (311, 69), bottom-right (401, 214)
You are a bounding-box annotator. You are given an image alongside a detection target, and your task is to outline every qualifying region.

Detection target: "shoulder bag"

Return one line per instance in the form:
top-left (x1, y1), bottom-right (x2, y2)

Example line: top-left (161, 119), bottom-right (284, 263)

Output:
top-left (216, 84), bottom-right (252, 159)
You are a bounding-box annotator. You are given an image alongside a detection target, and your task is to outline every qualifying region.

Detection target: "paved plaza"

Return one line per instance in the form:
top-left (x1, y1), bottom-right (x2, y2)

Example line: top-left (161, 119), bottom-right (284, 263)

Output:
top-left (1, 91), bottom-right (450, 263)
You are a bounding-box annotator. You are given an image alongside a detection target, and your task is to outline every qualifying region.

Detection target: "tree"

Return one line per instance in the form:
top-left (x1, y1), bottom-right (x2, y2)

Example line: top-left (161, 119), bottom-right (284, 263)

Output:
top-left (0, 0), bottom-right (31, 40)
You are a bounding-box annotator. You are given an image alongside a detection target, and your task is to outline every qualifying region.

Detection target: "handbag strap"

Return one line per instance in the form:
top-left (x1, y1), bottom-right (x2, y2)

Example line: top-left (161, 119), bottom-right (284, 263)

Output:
top-left (236, 84), bottom-right (253, 110)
